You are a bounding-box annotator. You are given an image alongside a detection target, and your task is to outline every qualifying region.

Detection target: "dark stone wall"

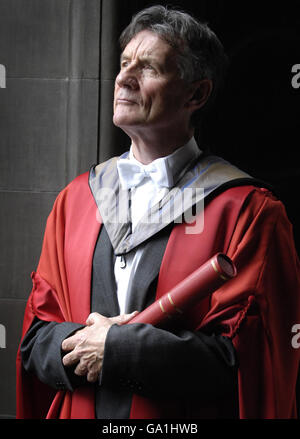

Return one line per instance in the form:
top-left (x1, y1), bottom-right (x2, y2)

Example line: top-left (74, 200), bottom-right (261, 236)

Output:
top-left (0, 0), bottom-right (100, 418)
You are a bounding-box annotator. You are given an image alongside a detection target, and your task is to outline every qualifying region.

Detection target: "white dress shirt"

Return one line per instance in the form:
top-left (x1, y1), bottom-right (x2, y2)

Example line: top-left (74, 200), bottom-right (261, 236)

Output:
top-left (115, 137), bottom-right (201, 314)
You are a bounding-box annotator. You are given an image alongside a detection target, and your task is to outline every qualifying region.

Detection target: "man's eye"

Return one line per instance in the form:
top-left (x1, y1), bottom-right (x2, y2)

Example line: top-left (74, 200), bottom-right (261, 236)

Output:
top-left (121, 61), bottom-right (129, 69)
top-left (144, 64), bottom-right (156, 72)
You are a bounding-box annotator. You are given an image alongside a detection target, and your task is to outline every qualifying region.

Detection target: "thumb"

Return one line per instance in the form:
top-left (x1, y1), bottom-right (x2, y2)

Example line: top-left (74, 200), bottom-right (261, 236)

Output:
top-left (109, 311), bottom-right (139, 326)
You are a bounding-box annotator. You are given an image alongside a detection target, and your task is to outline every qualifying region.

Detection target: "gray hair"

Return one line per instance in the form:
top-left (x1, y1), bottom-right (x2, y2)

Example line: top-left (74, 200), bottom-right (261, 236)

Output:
top-left (119, 5), bottom-right (228, 123)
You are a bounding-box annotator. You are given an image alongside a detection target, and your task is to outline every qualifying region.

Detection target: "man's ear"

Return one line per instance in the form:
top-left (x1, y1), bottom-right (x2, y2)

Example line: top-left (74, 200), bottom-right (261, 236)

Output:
top-left (186, 79), bottom-right (213, 111)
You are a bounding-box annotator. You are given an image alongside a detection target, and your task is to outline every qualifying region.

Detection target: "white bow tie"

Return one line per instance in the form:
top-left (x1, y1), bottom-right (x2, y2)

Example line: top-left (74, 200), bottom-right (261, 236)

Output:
top-left (117, 157), bottom-right (173, 190)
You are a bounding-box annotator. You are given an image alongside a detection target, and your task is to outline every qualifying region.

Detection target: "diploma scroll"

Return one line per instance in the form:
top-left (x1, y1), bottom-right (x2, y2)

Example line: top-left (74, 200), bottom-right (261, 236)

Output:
top-left (128, 253), bottom-right (237, 327)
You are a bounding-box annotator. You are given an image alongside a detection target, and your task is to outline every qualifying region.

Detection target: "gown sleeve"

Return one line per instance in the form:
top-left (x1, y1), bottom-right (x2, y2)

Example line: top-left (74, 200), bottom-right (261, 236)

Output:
top-left (20, 317), bottom-right (85, 391)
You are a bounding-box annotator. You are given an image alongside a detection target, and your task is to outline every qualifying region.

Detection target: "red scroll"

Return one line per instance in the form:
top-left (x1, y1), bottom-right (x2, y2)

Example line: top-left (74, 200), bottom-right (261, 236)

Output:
top-left (128, 253), bottom-right (237, 327)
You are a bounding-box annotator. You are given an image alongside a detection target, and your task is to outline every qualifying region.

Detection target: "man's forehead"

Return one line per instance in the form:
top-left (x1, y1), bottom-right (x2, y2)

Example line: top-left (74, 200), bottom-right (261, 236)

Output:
top-left (121, 30), bottom-right (173, 60)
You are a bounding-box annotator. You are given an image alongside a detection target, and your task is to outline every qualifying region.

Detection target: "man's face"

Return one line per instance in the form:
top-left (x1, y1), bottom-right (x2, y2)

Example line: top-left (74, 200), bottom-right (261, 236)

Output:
top-left (113, 30), bottom-right (191, 134)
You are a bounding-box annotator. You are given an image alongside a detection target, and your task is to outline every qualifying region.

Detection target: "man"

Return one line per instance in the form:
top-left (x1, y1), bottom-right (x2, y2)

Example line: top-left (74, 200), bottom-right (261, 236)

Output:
top-left (17, 5), bottom-right (300, 419)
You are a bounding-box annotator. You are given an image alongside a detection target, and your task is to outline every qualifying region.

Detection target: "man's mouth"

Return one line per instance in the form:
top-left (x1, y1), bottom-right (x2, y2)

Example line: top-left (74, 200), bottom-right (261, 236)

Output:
top-left (116, 96), bottom-right (138, 105)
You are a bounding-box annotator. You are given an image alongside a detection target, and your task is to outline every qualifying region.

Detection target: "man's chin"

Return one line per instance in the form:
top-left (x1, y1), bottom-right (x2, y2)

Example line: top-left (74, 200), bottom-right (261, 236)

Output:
top-left (113, 114), bottom-right (144, 129)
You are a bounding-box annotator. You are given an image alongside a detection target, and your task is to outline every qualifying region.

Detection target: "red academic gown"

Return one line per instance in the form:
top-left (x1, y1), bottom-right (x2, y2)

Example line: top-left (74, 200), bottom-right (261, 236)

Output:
top-left (16, 171), bottom-right (300, 419)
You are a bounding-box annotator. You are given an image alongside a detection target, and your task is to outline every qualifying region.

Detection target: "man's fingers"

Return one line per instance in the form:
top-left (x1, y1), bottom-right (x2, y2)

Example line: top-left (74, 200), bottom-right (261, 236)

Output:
top-left (62, 331), bottom-right (87, 352)
top-left (73, 352), bottom-right (101, 380)
top-left (62, 349), bottom-right (81, 367)
top-left (85, 311), bottom-right (139, 328)
top-left (86, 365), bottom-right (100, 383)
top-left (86, 358), bottom-right (102, 383)
top-left (109, 311), bottom-right (138, 325)
top-left (74, 361), bottom-right (88, 376)
top-left (62, 336), bottom-right (77, 352)
top-left (86, 370), bottom-right (99, 383)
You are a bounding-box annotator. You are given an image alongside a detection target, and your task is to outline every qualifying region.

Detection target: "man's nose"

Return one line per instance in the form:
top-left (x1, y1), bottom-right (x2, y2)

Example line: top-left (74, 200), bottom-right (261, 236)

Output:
top-left (116, 69), bottom-right (139, 90)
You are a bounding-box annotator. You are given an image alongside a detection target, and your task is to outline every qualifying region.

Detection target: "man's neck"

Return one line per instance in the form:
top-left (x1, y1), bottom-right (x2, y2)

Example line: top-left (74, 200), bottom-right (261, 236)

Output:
top-left (126, 127), bottom-right (195, 165)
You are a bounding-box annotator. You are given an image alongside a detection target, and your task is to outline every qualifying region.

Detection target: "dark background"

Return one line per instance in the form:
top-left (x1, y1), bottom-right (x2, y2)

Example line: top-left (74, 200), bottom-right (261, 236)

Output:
top-left (0, 0), bottom-right (299, 418)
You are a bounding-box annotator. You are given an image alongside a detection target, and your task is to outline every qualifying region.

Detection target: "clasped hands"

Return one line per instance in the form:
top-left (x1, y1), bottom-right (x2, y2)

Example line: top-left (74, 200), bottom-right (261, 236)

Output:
top-left (61, 311), bottom-right (137, 383)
